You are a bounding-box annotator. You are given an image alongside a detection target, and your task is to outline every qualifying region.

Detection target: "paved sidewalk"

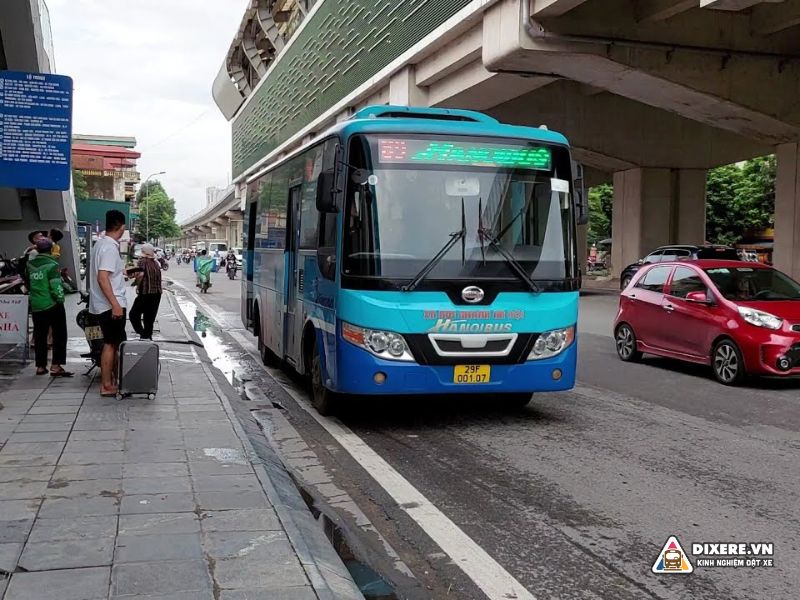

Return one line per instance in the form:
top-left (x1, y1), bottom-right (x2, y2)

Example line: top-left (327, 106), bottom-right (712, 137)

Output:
top-left (0, 292), bottom-right (360, 599)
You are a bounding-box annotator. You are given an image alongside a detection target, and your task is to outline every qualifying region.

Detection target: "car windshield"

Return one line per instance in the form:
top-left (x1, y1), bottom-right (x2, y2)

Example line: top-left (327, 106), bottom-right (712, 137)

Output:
top-left (705, 267), bottom-right (800, 301)
top-left (342, 134), bottom-right (576, 283)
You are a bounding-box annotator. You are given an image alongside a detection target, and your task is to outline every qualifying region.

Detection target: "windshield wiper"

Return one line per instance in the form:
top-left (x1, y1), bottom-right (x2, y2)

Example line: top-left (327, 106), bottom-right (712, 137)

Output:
top-left (477, 212), bottom-right (541, 294)
top-left (402, 199), bottom-right (467, 292)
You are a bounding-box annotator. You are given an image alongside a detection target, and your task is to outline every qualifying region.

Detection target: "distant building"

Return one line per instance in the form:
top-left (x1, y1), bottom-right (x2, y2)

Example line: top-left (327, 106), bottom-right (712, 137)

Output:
top-left (72, 136), bottom-right (140, 204)
top-left (206, 186), bottom-right (228, 208)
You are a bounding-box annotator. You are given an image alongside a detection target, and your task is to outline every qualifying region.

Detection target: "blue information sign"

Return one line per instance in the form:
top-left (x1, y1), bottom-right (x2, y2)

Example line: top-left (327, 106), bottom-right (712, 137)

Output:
top-left (0, 71), bottom-right (73, 191)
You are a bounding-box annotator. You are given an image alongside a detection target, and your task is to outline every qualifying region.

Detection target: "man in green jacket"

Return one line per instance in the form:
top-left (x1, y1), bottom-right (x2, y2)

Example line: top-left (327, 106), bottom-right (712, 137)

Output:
top-left (27, 239), bottom-right (72, 377)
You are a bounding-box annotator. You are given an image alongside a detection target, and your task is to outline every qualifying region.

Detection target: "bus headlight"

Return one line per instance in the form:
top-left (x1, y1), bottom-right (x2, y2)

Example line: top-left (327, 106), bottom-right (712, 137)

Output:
top-left (342, 322), bottom-right (414, 362)
top-left (528, 326), bottom-right (575, 360)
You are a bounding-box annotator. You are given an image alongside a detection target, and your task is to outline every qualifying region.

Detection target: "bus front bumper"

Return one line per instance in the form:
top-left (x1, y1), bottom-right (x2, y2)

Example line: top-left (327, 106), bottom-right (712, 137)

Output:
top-left (334, 341), bottom-right (576, 395)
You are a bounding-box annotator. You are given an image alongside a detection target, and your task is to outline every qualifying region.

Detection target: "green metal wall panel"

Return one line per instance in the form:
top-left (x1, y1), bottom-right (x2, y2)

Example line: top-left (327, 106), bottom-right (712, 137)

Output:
top-left (232, 0), bottom-right (473, 178)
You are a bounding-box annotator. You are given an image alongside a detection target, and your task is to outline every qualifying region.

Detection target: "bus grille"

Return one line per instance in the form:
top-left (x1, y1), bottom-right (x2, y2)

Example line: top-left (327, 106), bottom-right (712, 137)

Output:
top-left (405, 333), bottom-right (537, 365)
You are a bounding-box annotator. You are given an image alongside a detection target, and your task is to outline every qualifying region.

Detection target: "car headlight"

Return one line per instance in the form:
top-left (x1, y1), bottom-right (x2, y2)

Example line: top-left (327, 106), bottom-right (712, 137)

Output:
top-left (341, 322), bottom-right (414, 362)
top-left (737, 306), bottom-right (782, 330)
top-left (528, 326), bottom-right (575, 360)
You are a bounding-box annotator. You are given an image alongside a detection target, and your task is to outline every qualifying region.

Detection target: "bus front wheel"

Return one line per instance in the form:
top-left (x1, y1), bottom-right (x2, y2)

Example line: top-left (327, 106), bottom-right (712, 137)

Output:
top-left (255, 312), bottom-right (279, 367)
top-left (504, 393), bottom-right (532, 409)
top-left (310, 343), bottom-right (337, 416)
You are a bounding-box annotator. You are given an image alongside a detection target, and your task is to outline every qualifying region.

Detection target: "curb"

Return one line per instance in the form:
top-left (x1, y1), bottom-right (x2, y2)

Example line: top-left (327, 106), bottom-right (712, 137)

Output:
top-left (164, 291), bottom-right (363, 600)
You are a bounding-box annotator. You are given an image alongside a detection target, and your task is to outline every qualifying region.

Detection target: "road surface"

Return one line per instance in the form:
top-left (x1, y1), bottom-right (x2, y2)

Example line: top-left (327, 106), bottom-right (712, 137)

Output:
top-left (165, 265), bottom-right (798, 600)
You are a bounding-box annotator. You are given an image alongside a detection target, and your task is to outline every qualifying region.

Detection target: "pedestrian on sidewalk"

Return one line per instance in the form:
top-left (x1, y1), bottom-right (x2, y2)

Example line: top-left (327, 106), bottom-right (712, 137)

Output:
top-left (26, 238), bottom-right (72, 377)
top-left (129, 243), bottom-right (164, 340)
top-left (89, 210), bottom-right (128, 397)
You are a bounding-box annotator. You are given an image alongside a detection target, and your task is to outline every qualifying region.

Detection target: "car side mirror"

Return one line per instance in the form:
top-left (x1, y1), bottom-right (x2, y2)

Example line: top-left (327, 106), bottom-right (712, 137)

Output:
top-left (316, 170), bottom-right (338, 213)
top-left (317, 247), bottom-right (336, 280)
top-left (686, 291), bottom-right (712, 305)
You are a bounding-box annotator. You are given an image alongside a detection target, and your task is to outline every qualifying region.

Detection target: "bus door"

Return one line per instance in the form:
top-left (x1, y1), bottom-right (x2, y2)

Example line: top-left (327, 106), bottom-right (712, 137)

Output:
top-left (284, 185), bottom-right (303, 365)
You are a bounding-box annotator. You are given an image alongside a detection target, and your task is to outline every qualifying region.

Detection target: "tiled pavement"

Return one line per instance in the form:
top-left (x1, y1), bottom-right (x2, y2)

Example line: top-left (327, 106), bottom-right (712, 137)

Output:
top-left (0, 294), bottom-right (359, 600)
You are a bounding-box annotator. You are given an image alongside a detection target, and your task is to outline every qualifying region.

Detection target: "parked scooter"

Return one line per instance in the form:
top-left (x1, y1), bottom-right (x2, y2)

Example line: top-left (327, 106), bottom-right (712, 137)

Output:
top-left (61, 268), bottom-right (78, 294)
top-left (0, 275), bottom-right (24, 294)
top-left (0, 255), bottom-right (25, 294)
top-left (76, 291), bottom-right (103, 375)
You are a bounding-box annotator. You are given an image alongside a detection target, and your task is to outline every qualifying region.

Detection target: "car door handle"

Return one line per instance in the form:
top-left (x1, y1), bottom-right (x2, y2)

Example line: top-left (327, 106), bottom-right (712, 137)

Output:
top-left (663, 303), bottom-right (674, 312)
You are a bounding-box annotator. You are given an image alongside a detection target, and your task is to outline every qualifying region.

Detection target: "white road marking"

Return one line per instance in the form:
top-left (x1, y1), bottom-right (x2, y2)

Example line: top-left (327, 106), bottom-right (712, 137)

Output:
top-left (171, 279), bottom-right (537, 600)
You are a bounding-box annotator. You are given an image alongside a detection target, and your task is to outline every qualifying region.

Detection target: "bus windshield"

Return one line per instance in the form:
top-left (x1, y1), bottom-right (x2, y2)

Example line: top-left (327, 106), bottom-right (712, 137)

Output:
top-left (343, 135), bottom-right (575, 284)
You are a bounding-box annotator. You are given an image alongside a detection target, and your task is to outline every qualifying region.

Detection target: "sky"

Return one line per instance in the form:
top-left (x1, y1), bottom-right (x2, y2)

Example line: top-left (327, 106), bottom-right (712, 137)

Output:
top-left (47, 0), bottom-right (249, 221)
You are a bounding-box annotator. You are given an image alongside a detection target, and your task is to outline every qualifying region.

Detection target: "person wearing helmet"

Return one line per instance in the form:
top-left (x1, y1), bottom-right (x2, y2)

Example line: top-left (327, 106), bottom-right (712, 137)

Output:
top-left (26, 238), bottom-right (71, 377)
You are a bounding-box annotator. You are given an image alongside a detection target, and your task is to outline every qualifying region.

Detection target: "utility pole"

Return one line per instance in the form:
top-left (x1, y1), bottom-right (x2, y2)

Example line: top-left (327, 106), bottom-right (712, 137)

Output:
top-left (142, 171), bottom-right (166, 243)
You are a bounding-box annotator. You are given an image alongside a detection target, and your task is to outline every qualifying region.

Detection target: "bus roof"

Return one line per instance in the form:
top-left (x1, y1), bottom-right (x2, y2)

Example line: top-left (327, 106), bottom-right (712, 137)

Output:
top-left (330, 105), bottom-right (569, 147)
top-left (246, 106), bottom-right (570, 184)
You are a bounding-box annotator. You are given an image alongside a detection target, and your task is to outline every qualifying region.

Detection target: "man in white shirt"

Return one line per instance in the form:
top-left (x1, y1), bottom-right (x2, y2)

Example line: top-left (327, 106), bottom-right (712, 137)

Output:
top-left (89, 210), bottom-right (128, 396)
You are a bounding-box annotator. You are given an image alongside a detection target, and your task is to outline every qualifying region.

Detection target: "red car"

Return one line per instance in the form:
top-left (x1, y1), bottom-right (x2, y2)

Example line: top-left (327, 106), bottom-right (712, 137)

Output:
top-left (614, 260), bottom-right (800, 384)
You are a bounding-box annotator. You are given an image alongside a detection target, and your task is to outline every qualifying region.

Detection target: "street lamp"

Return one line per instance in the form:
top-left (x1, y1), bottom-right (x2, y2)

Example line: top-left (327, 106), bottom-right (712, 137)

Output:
top-left (142, 171), bottom-right (166, 243)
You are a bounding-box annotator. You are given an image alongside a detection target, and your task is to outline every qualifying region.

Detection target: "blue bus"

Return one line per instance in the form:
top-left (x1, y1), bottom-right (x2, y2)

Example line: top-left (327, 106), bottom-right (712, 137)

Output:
top-left (242, 106), bottom-right (585, 414)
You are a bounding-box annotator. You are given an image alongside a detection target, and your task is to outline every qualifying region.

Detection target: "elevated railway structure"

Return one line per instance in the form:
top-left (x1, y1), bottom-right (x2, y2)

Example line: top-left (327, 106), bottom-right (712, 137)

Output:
top-left (213, 0), bottom-right (800, 278)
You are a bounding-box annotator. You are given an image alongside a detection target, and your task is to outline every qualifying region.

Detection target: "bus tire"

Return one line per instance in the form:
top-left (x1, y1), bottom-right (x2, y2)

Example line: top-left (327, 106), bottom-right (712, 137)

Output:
top-left (310, 341), bottom-right (337, 416)
top-left (504, 393), bottom-right (532, 408)
top-left (254, 309), bottom-right (279, 367)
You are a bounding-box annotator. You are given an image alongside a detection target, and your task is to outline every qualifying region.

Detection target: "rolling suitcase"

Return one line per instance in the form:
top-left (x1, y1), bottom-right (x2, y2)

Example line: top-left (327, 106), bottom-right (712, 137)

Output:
top-left (118, 341), bottom-right (160, 399)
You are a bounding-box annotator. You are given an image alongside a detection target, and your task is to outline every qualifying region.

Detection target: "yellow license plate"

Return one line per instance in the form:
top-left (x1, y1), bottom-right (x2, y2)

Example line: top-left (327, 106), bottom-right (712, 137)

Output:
top-left (453, 365), bottom-right (491, 384)
top-left (85, 326), bottom-right (103, 341)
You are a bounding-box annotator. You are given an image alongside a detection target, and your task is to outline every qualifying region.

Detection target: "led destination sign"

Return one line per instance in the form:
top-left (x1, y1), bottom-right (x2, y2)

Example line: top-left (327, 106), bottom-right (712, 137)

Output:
top-left (378, 138), bottom-right (552, 171)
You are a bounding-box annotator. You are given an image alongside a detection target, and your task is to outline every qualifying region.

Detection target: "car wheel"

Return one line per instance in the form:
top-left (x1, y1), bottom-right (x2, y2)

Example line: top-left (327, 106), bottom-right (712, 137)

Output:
top-left (310, 341), bottom-right (337, 416)
top-left (620, 274), bottom-right (632, 290)
top-left (615, 323), bottom-right (642, 362)
top-left (712, 339), bottom-right (745, 385)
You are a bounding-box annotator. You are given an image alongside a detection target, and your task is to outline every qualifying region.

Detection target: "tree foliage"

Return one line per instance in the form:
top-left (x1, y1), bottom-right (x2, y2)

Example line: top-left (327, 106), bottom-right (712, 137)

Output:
top-left (72, 169), bottom-right (89, 202)
top-left (706, 155), bottom-right (775, 245)
top-left (583, 156), bottom-right (776, 248)
top-left (587, 183), bottom-right (613, 244)
top-left (136, 180), bottom-right (181, 241)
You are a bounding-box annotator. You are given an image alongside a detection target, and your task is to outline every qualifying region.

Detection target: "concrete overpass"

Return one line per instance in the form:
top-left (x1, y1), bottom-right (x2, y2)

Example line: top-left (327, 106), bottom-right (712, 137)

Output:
top-left (214, 0), bottom-right (800, 279)
top-left (0, 0), bottom-right (79, 279)
top-left (172, 186), bottom-right (244, 250)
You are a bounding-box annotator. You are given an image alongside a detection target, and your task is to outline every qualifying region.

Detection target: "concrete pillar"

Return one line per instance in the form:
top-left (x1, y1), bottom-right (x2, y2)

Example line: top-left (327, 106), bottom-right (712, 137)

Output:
top-left (611, 168), bottom-right (707, 277)
top-left (389, 66), bottom-right (428, 107)
top-left (676, 169), bottom-right (707, 246)
top-left (774, 143), bottom-right (800, 280)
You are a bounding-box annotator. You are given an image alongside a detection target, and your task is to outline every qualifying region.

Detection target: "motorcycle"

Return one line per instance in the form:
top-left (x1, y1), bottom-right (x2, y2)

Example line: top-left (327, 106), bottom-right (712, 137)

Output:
top-left (0, 274), bottom-right (24, 294)
top-left (61, 268), bottom-right (78, 294)
top-left (0, 255), bottom-right (25, 294)
top-left (76, 291), bottom-right (103, 375)
top-left (223, 257), bottom-right (237, 280)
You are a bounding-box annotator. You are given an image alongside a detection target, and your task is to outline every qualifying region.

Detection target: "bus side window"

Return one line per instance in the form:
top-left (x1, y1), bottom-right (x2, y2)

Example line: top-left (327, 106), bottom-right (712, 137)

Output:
top-left (317, 139), bottom-right (339, 281)
top-left (299, 145), bottom-right (324, 249)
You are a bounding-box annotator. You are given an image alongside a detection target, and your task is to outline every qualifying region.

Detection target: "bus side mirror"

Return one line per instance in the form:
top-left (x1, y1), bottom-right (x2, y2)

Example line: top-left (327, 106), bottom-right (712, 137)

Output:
top-left (572, 161), bottom-right (589, 226)
top-left (316, 170), bottom-right (338, 213)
